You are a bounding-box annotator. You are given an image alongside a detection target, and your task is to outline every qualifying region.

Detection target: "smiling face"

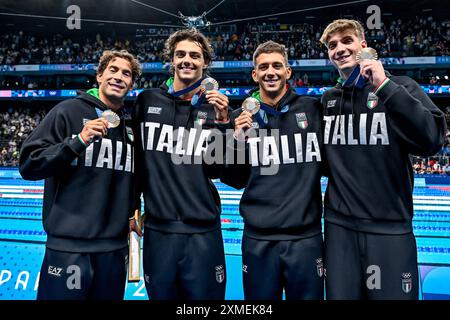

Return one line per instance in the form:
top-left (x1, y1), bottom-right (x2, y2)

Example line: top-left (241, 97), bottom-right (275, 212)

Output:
top-left (252, 52), bottom-right (292, 97)
top-left (96, 57), bottom-right (133, 103)
top-left (326, 30), bottom-right (367, 77)
top-left (172, 40), bottom-right (207, 84)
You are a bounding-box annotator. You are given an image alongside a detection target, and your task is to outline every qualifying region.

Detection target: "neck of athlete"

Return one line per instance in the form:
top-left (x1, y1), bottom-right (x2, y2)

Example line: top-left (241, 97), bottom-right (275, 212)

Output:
top-left (260, 85), bottom-right (288, 107)
top-left (173, 75), bottom-right (202, 100)
top-left (99, 91), bottom-right (123, 111)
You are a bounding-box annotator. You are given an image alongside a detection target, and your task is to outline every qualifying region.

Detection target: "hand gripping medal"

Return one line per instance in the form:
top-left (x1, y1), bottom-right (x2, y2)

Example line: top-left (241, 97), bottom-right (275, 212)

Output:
top-left (356, 47), bottom-right (378, 63)
top-left (102, 110), bottom-right (120, 128)
top-left (201, 77), bottom-right (219, 92)
top-left (241, 97), bottom-right (261, 115)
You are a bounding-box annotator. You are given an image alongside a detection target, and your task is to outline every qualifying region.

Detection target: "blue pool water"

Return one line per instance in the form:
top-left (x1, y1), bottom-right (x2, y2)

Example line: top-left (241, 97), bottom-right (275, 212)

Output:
top-left (0, 170), bottom-right (449, 300)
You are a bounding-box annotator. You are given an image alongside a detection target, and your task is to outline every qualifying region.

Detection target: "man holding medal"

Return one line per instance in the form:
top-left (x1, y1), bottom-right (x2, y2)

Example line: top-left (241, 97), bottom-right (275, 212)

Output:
top-left (229, 41), bottom-right (324, 300)
top-left (319, 19), bottom-right (446, 299)
top-left (133, 28), bottom-right (231, 300)
top-left (19, 50), bottom-right (142, 300)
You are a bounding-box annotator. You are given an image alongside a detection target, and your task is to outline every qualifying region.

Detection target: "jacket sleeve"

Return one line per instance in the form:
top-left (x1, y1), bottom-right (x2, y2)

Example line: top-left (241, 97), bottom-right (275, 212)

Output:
top-left (19, 104), bottom-right (87, 181)
top-left (376, 76), bottom-right (446, 156)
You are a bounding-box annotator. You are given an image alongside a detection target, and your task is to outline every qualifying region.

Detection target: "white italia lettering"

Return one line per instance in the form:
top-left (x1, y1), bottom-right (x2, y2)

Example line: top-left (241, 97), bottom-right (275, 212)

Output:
top-left (324, 112), bottom-right (389, 146)
top-left (262, 136), bottom-right (280, 166)
top-left (96, 139), bottom-right (113, 169)
top-left (84, 142), bottom-right (95, 166)
top-left (294, 133), bottom-right (303, 163)
top-left (281, 135), bottom-right (294, 164)
top-left (247, 133), bottom-right (321, 166)
top-left (347, 114), bottom-right (358, 145)
top-left (145, 122), bottom-right (160, 150)
top-left (82, 138), bottom-right (132, 172)
top-left (359, 113), bottom-right (367, 145)
top-left (140, 123), bottom-right (145, 150)
top-left (332, 115), bottom-right (346, 145)
top-left (156, 124), bottom-right (174, 153)
top-left (114, 141), bottom-right (123, 171)
top-left (125, 142), bottom-right (132, 172)
top-left (247, 137), bottom-right (260, 167)
top-left (306, 132), bottom-right (321, 162)
top-left (141, 122), bottom-right (214, 158)
top-left (323, 115), bottom-right (335, 145)
top-left (370, 113), bottom-right (389, 145)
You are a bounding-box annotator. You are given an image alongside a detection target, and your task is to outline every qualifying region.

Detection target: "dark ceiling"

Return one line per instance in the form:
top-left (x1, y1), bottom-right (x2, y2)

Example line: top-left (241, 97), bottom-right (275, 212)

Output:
top-left (0, 0), bottom-right (447, 35)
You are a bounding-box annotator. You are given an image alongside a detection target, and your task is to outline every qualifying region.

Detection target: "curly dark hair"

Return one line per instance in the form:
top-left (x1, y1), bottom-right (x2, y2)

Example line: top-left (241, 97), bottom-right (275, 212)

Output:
top-left (164, 28), bottom-right (214, 73)
top-left (97, 50), bottom-right (142, 82)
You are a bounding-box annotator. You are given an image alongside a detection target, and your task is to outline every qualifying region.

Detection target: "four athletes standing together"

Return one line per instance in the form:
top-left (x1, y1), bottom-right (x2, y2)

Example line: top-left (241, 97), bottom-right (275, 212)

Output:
top-left (19, 19), bottom-right (446, 300)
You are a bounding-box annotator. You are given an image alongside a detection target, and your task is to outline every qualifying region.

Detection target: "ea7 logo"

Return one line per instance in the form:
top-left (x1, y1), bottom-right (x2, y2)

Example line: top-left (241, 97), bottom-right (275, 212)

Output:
top-left (48, 266), bottom-right (63, 277)
top-left (147, 106), bottom-right (162, 114)
top-left (327, 100), bottom-right (337, 108)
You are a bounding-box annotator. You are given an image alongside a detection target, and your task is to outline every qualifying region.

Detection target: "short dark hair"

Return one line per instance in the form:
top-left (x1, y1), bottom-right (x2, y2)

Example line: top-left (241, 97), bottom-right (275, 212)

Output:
top-left (97, 50), bottom-right (142, 82)
top-left (164, 28), bottom-right (214, 72)
top-left (253, 41), bottom-right (289, 66)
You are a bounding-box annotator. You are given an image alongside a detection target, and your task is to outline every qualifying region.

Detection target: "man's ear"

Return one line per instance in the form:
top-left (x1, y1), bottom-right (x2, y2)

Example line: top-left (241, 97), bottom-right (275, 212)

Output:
top-left (286, 67), bottom-right (293, 80)
top-left (251, 69), bottom-right (258, 83)
top-left (96, 73), bottom-right (103, 85)
top-left (361, 40), bottom-right (368, 48)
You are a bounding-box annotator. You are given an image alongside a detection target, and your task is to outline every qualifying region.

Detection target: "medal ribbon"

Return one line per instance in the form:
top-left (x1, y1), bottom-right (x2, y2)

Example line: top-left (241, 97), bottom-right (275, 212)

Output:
top-left (254, 102), bottom-right (289, 129)
top-left (168, 77), bottom-right (205, 108)
top-left (343, 65), bottom-right (365, 88)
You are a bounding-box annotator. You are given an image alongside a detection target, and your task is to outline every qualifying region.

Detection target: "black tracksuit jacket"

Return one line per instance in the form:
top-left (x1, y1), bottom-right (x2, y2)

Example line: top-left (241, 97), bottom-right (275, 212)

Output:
top-left (19, 91), bottom-right (136, 252)
top-left (132, 82), bottom-right (232, 233)
top-left (321, 75), bottom-right (446, 234)
top-left (225, 88), bottom-right (325, 240)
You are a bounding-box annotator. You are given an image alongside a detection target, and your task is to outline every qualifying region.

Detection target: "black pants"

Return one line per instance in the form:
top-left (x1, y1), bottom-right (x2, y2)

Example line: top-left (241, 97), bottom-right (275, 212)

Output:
top-left (143, 227), bottom-right (226, 300)
top-left (37, 247), bottom-right (128, 300)
top-left (242, 234), bottom-right (324, 300)
top-left (324, 221), bottom-right (419, 300)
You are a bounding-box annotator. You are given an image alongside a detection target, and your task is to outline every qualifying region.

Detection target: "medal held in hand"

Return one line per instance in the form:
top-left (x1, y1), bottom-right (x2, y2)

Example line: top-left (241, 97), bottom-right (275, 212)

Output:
top-left (201, 77), bottom-right (219, 92)
top-left (356, 47), bottom-right (378, 64)
top-left (242, 97), bottom-right (261, 115)
top-left (102, 110), bottom-right (120, 128)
